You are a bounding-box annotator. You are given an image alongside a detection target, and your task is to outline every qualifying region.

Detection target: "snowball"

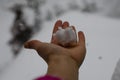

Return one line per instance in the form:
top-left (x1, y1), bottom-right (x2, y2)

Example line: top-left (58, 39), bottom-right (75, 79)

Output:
top-left (53, 26), bottom-right (77, 46)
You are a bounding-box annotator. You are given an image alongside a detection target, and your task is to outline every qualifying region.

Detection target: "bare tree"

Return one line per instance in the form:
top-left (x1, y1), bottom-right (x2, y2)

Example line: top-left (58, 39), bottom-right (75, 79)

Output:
top-left (27, 0), bottom-right (46, 32)
top-left (9, 4), bottom-right (32, 56)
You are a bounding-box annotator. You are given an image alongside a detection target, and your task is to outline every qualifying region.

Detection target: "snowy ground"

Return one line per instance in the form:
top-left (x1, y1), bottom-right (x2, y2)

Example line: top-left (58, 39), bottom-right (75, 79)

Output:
top-left (0, 1), bottom-right (120, 80)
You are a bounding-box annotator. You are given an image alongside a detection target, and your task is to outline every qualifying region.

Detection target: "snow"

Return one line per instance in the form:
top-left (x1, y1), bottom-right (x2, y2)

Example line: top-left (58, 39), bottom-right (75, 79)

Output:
top-left (53, 26), bottom-right (77, 46)
top-left (22, 7), bottom-right (35, 27)
top-left (0, 1), bottom-right (120, 80)
top-left (0, 9), bottom-right (15, 72)
top-left (58, 11), bottom-right (120, 80)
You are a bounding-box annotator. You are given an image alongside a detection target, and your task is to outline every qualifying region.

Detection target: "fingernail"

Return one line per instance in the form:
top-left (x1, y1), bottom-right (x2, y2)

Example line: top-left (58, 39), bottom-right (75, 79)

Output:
top-left (78, 31), bottom-right (83, 35)
top-left (78, 31), bottom-right (84, 38)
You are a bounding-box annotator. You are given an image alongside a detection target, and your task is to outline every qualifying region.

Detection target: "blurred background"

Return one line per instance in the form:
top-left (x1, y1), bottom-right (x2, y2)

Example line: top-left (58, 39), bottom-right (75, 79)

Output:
top-left (0, 0), bottom-right (120, 80)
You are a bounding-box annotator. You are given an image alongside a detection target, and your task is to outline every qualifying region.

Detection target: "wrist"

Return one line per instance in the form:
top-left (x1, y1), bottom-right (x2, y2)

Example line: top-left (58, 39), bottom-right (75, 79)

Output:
top-left (48, 54), bottom-right (79, 69)
top-left (47, 54), bottom-right (79, 80)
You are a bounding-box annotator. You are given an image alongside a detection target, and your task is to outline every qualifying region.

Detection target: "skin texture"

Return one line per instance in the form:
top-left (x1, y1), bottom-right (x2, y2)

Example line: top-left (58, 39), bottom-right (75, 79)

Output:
top-left (24, 20), bottom-right (86, 80)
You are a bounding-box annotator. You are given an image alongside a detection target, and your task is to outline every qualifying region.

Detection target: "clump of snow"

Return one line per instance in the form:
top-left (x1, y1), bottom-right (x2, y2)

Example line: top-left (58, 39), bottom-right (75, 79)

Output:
top-left (53, 26), bottom-right (77, 46)
top-left (22, 7), bottom-right (35, 27)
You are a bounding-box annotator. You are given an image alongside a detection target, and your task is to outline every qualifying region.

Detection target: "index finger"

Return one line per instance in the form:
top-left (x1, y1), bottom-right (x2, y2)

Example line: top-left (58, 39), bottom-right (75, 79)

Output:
top-left (51, 20), bottom-right (62, 43)
top-left (52, 20), bottom-right (62, 33)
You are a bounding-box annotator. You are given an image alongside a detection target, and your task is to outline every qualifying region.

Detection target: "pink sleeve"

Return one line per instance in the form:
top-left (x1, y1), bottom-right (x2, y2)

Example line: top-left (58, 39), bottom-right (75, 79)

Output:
top-left (34, 75), bottom-right (61, 80)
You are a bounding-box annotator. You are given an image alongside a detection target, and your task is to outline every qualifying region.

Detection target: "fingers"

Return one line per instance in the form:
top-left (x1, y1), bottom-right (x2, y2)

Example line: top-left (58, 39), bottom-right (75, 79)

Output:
top-left (51, 20), bottom-right (79, 48)
top-left (51, 20), bottom-right (70, 44)
top-left (71, 26), bottom-right (76, 32)
top-left (51, 20), bottom-right (62, 43)
top-left (52, 20), bottom-right (62, 33)
top-left (71, 26), bottom-right (77, 42)
top-left (78, 31), bottom-right (86, 46)
top-left (62, 21), bottom-right (69, 29)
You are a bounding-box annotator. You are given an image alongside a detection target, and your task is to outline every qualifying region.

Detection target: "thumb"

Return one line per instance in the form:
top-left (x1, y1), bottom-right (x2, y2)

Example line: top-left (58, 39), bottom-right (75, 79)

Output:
top-left (24, 40), bottom-right (54, 61)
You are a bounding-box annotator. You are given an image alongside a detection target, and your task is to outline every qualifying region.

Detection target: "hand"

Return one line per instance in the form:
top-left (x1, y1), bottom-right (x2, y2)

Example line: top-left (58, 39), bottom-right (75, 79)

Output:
top-left (24, 20), bottom-right (86, 67)
top-left (24, 20), bottom-right (86, 80)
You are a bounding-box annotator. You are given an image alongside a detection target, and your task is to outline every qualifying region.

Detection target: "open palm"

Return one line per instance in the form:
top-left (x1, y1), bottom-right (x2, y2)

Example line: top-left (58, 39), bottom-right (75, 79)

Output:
top-left (24, 20), bottom-right (86, 67)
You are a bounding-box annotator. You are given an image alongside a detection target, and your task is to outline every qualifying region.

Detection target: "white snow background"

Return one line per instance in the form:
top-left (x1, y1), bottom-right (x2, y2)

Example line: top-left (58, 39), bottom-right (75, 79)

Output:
top-left (0, 0), bottom-right (120, 80)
